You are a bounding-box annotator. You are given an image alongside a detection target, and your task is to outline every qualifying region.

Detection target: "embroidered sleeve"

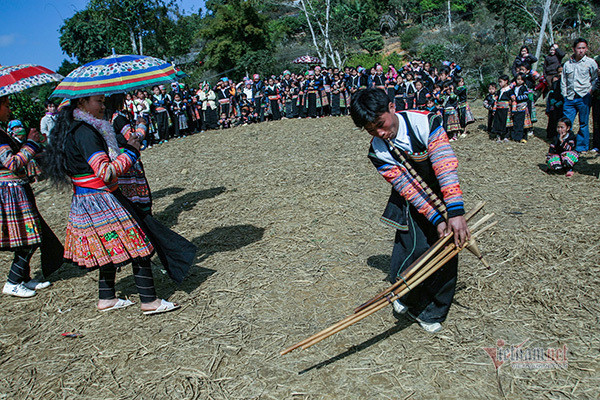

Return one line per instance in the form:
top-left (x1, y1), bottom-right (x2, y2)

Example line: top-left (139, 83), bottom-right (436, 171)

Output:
top-left (75, 127), bottom-right (139, 183)
top-left (427, 120), bottom-right (465, 219)
top-left (369, 145), bottom-right (444, 226)
top-left (0, 140), bottom-right (40, 172)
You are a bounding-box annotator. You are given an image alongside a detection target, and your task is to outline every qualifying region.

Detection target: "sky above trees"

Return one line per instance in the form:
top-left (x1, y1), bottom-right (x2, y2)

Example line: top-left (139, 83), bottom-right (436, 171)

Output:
top-left (0, 0), bottom-right (203, 71)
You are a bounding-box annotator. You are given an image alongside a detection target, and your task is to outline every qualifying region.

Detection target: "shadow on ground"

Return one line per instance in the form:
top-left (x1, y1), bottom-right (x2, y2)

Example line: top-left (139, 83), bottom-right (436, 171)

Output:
top-left (154, 186), bottom-right (227, 228)
top-left (298, 317), bottom-right (414, 374)
top-left (116, 223), bottom-right (265, 299)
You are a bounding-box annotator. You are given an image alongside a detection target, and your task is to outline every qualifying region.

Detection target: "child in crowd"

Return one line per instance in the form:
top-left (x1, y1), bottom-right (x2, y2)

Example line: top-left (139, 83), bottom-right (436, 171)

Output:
top-left (404, 72), bottom-right (416, 109)
top-left (425, 98), bottom-right (441, 115)
top-left (218, 112), bottom-right (231, 129)
top-left (492, 75), bottom-right (512, 142)
top-left (441, 81), bottom-right (460, 140)
top-left (547, 117), bottom-right (578, 177)
top-left (394, 75), bottom-right (406, 110)
top-left (171, 93), bottom-right (189, 138)
top-left (414, 80), bottom-right (430, 110)
top-left (510, 73), bottom-right (531, 143)
top-left (283, 87), bottom-right (295, 118)
top-left (39, 100), bottom-right (56, 145)
top-left (237, 107), bottom-right (252, 126)
top-left (455, 76), bottom-right (474, 136)
top-left (431, 83), bottom-right (442, 104)
top-left (330, 82), bottom-right (341, 116)
top-left (483, 82), bottom-right (496, 134)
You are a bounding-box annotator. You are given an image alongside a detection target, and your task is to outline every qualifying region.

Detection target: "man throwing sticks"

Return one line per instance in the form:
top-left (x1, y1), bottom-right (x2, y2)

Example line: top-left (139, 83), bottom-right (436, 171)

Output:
top-left (352, 87), bottom-right (469, 333)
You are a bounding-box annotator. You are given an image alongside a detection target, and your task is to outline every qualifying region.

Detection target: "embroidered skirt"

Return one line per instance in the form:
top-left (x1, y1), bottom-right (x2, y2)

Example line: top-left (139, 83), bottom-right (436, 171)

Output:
top-left (0, 181), bottom-right (42, 249)
top-left (64, 188), bottom-right (154, 269)
top-left (444, 107), bottom-right (461, 133)
top-left (458, 103), bottom-right (475, 127)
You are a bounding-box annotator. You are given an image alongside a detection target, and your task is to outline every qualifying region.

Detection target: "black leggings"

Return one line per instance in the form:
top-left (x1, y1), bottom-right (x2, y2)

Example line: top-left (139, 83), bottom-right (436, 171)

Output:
top-left (7, 247), bottom-right (37, 284)
top-left (98, 259), bottom-right (157, 303)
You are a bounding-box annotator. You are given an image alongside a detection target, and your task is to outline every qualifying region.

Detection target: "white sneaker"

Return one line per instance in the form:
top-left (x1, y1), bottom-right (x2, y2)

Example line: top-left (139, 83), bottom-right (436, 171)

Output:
top-left (392, 299), bottom-right (408, 314)
top-left (23, 280), bottom-right (51, 290)
top-left (418, 320), bottom-right (443, 333)
top-left (3, 282), bottom-right (36, 298)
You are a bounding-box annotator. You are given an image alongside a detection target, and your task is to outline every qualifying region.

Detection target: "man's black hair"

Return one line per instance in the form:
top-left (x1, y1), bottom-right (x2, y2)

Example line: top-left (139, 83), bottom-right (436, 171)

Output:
top-left (498, 74), bottom-right (510, 82)
top-left (488, 82), bottom-right (497, 88)
top-left (350, 88), bottom-right (390, 129)
top-left (573, 37), bottom-right (588, 48)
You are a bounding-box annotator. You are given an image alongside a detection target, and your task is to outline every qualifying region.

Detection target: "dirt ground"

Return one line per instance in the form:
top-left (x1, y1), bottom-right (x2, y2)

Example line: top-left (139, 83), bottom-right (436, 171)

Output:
top-left (0, 103), bottom-right (599, 400)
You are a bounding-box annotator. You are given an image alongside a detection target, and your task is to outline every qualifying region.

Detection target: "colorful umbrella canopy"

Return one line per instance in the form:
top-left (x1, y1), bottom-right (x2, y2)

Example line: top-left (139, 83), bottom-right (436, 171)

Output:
top-left (0, 64), bottom-right (63, 97)
top-left (51, 54), bottom-right (178, 99)
top-left (293, 55), bottom-right (322, 65)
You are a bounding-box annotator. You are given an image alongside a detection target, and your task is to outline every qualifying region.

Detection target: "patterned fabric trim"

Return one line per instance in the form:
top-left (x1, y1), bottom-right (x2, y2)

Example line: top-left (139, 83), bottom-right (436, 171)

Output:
top-left (380, 215), bottom-right (409, 231)
top-left (85, 148), bottom-right (138, 191)
top-left (0, 141), bottom-right (40, 181)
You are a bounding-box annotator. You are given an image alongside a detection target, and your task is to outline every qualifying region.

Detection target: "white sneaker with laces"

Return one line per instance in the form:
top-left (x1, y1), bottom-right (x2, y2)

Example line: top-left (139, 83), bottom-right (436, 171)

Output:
top-left (392, 299), bottom-right (408, 314)
top-left (23, 280), bottom-right (51, 290)
top-left (3, 282), bottom-right (36, 298)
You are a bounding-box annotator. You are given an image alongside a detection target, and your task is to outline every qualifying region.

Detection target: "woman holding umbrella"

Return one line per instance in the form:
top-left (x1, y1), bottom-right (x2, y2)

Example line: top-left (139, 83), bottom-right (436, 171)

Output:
top-left (45, 95), bottom-right (195, 313)
top-left (46, 54), bottom-right (196, 314)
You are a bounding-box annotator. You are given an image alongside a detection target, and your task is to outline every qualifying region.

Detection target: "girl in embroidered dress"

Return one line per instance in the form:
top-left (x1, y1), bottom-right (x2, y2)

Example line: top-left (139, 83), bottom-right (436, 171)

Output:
top-left (0, 96), bottom-right (63, 298)
top-left (45, 95), bottom-right (196, 314)
top-left (510, 73), bottom-right (532, 143)
top-left (547, 117), bottom-right (578, 177)
top-left (491, 75), bottom-right (512, 142)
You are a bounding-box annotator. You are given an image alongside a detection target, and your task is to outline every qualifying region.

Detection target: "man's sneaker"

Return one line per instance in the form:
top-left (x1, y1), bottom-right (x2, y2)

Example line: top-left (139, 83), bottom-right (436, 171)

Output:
top-left (23, 280), bottom-right (51, 290)
top-left (418, 320), bottom-right (443, 333)
top-left (3, 282), bottom-right (36, 298)
top-left (591, 148), bottom-right (599, 153)
top-left (392, 299), bottom-right (408, 314)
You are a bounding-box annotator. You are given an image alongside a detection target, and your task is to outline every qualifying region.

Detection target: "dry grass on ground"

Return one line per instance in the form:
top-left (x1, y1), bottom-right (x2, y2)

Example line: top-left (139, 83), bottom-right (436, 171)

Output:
top-left (0, 103), bottom-right (599, 399)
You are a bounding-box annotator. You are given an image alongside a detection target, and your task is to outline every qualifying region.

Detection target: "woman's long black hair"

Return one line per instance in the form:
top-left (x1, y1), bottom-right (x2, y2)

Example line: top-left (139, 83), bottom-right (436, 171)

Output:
top-left (42, 98), bottom-right (81, 186)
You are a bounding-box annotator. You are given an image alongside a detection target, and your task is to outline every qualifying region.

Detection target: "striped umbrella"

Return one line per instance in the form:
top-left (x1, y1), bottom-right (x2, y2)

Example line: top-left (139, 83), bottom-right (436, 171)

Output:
top-left (51, 54), bottom-right (178, 99)
top-left (0, 64), bottom-right (63, 97)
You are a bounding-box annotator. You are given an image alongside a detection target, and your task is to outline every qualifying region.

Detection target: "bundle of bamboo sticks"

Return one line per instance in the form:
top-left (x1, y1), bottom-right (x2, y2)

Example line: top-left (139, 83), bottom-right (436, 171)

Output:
top-left (281, 201), bottom-right (496, 356)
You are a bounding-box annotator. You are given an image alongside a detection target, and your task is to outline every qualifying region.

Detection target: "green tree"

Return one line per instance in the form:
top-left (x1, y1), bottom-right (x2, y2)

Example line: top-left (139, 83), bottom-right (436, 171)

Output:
top-left (198, 0), bottom-right (271, 78)
top-left (359, 29), bottom-right (385, 55)
top-left (59, 0), bottom-right (193, 64)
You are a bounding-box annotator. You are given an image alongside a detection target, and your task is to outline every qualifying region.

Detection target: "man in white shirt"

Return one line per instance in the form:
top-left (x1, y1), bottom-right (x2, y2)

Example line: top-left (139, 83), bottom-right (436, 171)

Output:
top-left (561, 38), bottom-right (598, 152)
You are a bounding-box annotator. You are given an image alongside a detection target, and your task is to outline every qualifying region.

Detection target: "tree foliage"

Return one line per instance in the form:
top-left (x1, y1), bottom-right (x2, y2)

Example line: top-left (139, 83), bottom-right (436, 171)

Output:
top-left (359, 30), bottom-right (385, 55)
top-left (198, 0), bottom-right (271, 78)
top-left (59, 0), bottom-right (196, 64)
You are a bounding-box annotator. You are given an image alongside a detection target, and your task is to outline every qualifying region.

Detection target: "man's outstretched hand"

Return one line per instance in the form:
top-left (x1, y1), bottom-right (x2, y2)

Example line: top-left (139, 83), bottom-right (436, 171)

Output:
top-left (436, 215), bottom-right (470, 247)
